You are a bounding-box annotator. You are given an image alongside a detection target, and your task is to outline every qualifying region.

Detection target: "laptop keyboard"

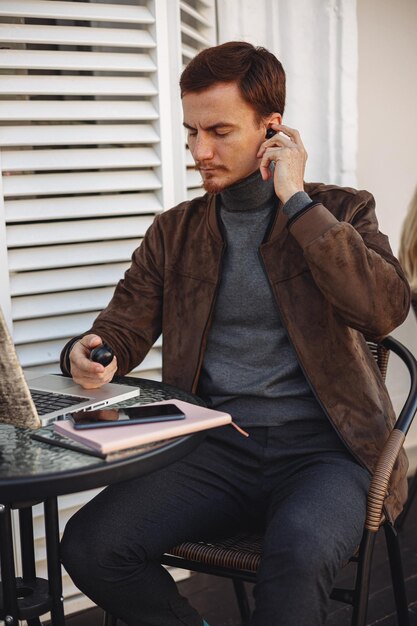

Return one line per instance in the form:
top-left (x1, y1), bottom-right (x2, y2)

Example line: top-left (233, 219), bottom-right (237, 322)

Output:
top-left (30, 389), bottom-right (87, 416)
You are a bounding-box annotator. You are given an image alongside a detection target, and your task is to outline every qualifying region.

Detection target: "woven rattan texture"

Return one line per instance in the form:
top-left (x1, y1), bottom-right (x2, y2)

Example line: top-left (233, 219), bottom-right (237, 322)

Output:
top-left (366, 429), bottom-right (406, 532)
top-left (170, 534), bottom-right (263, 572)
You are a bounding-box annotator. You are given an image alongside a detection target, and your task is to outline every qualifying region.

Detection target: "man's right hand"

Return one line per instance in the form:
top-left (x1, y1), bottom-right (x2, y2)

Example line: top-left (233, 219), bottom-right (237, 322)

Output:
top-left (69, 334), bottom-right (118, 389)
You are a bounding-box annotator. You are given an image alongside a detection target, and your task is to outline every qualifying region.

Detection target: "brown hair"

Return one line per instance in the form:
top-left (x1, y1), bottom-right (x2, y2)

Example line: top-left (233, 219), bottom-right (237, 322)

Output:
top-left (399, 185), bottom-right (417, 294)
top-left (180, 41), bottom-right (286, 119)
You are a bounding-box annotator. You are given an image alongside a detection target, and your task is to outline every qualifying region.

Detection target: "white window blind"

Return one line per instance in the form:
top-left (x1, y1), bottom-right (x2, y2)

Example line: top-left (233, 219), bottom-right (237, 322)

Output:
top-left (180, 0), bottom-right (216, 199)
top-left (0, 0), bottom-right (217, 617)
top-left (0, 0), bottom-right (216, 378)
top-left (0, 0), bottom-right (164, 378)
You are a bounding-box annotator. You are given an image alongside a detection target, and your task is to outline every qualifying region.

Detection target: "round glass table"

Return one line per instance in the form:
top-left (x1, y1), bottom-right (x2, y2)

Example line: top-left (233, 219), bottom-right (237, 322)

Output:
top-left (0, 378), bottom-right (205, 626)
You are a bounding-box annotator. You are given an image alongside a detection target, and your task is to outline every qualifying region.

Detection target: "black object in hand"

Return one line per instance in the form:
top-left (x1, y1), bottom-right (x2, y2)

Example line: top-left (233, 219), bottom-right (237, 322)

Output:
top-left (90, 344), bottom-right (114, 366)
top-left (265, 128), bottom-right (276, 139)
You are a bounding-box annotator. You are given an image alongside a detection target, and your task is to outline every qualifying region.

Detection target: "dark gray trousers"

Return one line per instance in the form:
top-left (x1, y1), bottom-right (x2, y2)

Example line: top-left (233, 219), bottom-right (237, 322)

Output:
top-left (61, 418), bottom-right (370, 626)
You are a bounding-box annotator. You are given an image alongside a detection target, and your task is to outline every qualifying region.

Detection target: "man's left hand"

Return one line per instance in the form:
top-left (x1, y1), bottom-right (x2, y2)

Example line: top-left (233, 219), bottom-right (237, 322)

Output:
top-left (257, 124), bottom-right (307, 204)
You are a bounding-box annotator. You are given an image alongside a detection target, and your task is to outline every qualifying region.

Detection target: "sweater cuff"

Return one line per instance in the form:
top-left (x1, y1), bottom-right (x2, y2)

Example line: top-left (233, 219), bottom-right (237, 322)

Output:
top-left (282, 191), bottom-right (313, 220)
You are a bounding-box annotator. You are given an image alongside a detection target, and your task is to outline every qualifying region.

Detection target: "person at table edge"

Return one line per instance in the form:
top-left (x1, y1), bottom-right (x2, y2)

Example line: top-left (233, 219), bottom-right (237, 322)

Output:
top-left (59, 42), bottom-right (410, 626)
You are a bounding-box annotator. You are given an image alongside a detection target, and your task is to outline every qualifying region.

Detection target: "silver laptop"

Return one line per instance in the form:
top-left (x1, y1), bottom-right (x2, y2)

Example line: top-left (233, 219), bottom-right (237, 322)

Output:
top-left (0, 306), bottom-right (139, 428)
top-left (23, 369), bottom-right (140, 426)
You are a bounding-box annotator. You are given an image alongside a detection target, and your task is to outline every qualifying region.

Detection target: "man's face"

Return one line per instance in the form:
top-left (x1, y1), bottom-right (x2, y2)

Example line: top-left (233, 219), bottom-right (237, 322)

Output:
top-left (182, 82), bottom-right (267, 194)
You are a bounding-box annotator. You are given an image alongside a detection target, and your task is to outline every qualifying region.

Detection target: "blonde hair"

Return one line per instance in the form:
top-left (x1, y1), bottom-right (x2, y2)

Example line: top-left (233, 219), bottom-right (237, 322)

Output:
top-left (399, 186), bottom-right (417, 294)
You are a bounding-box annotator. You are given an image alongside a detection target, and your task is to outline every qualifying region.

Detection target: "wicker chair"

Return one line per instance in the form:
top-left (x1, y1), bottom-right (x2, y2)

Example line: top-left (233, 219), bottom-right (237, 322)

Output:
top-left (104, 336), bottom-right (417, 626)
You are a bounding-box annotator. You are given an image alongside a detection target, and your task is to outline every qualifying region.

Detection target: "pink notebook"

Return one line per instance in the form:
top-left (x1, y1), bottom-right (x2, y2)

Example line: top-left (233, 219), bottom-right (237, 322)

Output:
top-left (54, 399), bottom-right (231, 454)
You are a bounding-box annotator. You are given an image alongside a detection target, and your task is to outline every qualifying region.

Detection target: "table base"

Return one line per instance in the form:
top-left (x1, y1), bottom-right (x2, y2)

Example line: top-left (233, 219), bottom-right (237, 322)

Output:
top-left (0, 500), bottom-right (65, 625)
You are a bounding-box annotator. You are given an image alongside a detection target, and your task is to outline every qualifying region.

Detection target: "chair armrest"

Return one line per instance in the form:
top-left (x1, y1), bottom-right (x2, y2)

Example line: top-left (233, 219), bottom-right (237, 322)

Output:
top-left (365, 429), bottom-right (405, 532)
top-left (365, 336), bottom-right (417, 532)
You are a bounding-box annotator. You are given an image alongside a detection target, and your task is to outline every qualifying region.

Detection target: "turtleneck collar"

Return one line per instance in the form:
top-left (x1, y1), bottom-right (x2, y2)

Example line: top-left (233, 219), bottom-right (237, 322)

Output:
top-left (219, 169), bottom-right (276, 213)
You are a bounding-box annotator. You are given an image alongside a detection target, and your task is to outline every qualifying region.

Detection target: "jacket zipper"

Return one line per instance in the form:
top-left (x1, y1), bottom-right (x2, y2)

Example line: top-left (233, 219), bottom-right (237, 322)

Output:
top-left (191, 242), bottom-right (226, 394)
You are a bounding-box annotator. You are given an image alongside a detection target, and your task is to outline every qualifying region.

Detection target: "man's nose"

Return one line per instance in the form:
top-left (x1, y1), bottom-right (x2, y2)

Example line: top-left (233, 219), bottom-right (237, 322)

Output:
top-left (192, 134), bottom-right (214, 162)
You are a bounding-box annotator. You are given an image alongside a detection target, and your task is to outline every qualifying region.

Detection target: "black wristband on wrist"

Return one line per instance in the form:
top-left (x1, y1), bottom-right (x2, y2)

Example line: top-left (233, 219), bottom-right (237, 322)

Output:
top-left (286, 201), bottom-right (320, 229)
top-left (63, 336), bottom-right (83, 376)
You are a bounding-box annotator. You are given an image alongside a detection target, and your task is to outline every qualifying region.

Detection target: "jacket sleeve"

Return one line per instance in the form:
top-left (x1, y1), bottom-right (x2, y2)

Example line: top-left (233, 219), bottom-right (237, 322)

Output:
top-left (289, 190), bottom-right (411, 340)
top-left (60, 215), bottom-right (165, 377)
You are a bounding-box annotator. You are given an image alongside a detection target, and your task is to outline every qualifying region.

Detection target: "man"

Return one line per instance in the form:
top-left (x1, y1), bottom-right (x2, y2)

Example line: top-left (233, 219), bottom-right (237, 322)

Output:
top-left (60, 42), bottom-right (410, 626)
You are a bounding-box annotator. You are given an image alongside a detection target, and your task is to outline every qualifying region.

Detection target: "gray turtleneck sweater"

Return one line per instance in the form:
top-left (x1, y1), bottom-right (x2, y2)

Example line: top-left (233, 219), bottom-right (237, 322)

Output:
top-left (197, 171), bottom-right (325, 426)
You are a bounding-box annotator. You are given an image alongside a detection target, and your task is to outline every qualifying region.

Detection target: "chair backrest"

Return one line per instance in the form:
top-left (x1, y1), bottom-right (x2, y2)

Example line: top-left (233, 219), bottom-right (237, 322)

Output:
top-left (367, 341), bottom-right (390, 381)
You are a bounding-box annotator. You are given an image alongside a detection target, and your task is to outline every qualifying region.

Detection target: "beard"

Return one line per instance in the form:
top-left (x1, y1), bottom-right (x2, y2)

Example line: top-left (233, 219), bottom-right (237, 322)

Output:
top-left (196, 164), bottom-right (229, 194)
top-left (202, 179), bottom-right (226, 194)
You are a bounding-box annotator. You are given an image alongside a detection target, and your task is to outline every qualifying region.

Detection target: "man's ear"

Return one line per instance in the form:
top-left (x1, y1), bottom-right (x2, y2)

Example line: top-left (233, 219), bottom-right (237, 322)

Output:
top-left (265, 112), bottom-right (282, 132)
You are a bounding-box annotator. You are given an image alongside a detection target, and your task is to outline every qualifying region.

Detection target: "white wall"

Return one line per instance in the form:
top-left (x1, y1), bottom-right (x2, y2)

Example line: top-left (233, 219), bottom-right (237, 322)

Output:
top-left (217, 0), bottom-right (358, 186)
top-left (357, 0), bottom-right (417, 466)
top-left (357, 0), bottom-right (417, 256)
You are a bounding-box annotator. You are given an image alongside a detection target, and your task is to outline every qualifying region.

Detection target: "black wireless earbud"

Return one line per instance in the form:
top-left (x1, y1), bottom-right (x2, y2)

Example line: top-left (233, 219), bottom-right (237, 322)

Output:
top-left (90, 344), bottom-right (114, 367)
top-left (265, 128), bottom-right (276, 139)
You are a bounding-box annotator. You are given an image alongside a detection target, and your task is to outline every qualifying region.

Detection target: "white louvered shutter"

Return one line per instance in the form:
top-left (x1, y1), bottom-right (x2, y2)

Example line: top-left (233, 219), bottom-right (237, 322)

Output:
top-left (180, 0), bottom-right (216, 199)
top-left (0, 0), bottom-right (165, 379)
top-left (0, 0), bottom-right (217, 617)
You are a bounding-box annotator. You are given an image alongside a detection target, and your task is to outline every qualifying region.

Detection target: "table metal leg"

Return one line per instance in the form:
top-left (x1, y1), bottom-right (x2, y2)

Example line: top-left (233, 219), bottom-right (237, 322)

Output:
top-left (19, 506), bottom-right (37, 583)
top-left (1, 499), bottom-right (65, 625)
top-left (18, 506), bottom-right (43, 625)
top-left (0, 503), bottom-right (19, 625)
top-left (44, 497), bottom-right (65, 626)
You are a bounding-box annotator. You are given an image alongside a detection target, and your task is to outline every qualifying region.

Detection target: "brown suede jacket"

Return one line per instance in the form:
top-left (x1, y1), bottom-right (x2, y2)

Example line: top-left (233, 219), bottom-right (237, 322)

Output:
top-left (61, 182), bottom-right (411, 521)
